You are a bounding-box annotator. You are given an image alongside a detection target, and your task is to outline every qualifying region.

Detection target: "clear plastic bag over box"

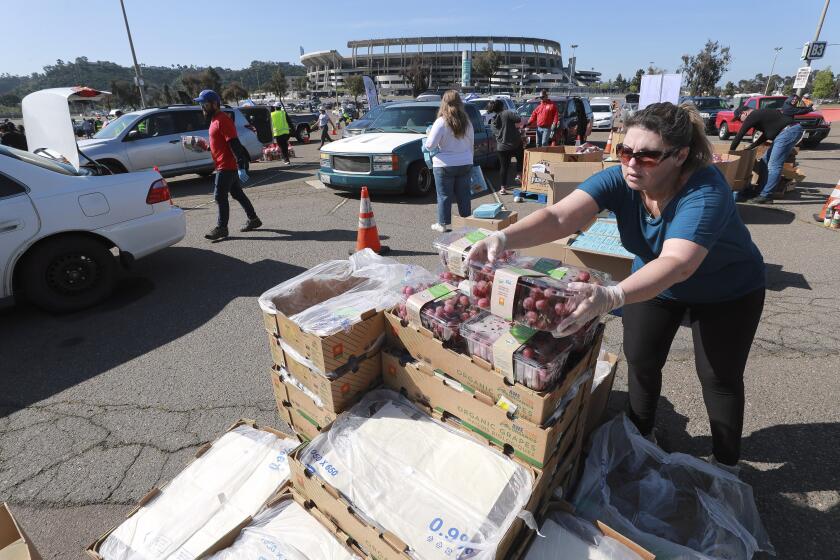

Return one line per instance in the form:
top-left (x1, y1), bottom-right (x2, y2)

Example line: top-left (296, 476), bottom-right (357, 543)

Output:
top-left (572, 415), bottom-right (775, 560)
top-left (300, 389), bottom-right (534, 560)
top-left (258, 249), bottom-right (407, 337)
top-left (99, 425), bottom-right (299, 560)
top-left (207, 498), bottom-right (359, 559)
top-left (524, 510), bottom-right (643, 560)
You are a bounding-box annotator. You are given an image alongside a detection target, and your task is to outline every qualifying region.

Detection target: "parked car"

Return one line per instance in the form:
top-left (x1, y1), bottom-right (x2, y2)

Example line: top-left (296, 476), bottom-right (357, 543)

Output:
top-left (589, 97), bottom-right (613, 131)
top-left (238, 103), bottom-right (317, 144)
top-left (468, 96), bottom-right (518, 125)
top-left (715, 95), bottom-right (831, 147)
top-left (0, 144), bottom-right (185, 312)
top-left (516, 96), bottom-right (593, 146)
top-left (76, 105), bottom-right (263, 177)
top-left (318, 101), bottom-right (497, 196)
top-left (679, 96), bottom-right (730, 133)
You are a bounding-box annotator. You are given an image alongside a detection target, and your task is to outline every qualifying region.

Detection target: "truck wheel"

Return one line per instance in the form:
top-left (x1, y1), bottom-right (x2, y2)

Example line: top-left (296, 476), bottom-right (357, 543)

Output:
top-left (20, 235), bottom-right (117, 313)
top-left (407, 161), bottom-right (434, 197)
top-left (718, 122), bottom-right (730, 140)
top-left (296, 125), bottom-right (310, 144)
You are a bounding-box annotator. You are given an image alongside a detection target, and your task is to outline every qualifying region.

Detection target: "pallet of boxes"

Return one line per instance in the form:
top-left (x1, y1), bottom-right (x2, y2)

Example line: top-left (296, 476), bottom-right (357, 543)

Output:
top-left (86, 245), bottom-right (649, 560)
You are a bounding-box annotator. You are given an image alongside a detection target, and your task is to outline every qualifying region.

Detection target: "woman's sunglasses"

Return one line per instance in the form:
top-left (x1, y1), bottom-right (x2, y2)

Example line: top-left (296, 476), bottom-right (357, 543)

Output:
top-left (615, 143), bottom-right (682, 168)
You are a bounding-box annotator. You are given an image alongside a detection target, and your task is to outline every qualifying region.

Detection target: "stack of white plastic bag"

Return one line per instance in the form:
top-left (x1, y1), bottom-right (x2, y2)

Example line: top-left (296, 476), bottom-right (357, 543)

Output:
top-left (300, 390), bottom-right (534, 560)
top-left (99, 425), bottom-right (299, 559)
top-left (525, 510), bottom-right (642, 560)
top-left (573, 415), bottom-right (775, 560)
top-left (258, 249), bottom-right (408, 337)
top-left (207, 498), bottom-right (359, 560)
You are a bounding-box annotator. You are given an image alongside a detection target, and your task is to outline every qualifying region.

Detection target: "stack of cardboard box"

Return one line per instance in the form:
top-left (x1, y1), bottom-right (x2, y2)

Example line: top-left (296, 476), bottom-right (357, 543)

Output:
top-left (262, 289), bottom-right (384, 442)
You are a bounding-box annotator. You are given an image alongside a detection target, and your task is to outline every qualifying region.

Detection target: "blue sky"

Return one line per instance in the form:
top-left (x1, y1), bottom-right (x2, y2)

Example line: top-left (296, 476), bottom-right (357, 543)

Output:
top-left (3, 0), bottom-right (838, 84)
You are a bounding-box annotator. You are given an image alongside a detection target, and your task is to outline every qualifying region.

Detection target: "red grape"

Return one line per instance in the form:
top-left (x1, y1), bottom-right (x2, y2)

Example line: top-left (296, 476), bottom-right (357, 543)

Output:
top-left (477, 298), bottom-right (490, 308)
top-left (577, 270), bottom-right (590, 282)
top-left (535, 299), bottom-right (548, 311)
top-left (522, 346), bottom-right (535, 360)
top-left (523, 297), bottom-right (536, 311)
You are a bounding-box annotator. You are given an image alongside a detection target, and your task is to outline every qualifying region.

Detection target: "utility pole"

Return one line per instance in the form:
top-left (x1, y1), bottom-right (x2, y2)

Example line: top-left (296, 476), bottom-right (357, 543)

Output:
top-left (797, 0), bottom-right (830, 96)
top-left (119, 0), bottom-right (146, 108)
top-left (765, 47), bottom-right (783, 95)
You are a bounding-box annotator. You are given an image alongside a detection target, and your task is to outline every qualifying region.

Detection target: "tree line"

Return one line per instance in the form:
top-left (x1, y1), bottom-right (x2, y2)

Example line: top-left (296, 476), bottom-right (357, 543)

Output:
top-left (0, 57), bottom-right (307, 109)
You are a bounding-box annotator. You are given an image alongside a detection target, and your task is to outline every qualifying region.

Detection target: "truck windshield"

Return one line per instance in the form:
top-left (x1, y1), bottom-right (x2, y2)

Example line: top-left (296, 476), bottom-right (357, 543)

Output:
top-left (370, 106), bottom-right (438, 130)
top-left (694, 98), bottom-right (729, 110)
top-left (92, 114), bottom-right (135, 139)
top-left (759, 98), bottom-right (786, 110)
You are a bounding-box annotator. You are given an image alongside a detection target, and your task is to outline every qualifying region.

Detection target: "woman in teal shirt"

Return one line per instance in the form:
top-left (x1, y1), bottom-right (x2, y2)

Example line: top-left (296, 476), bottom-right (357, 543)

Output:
top-left (469, 102), bottom-right (765, 471)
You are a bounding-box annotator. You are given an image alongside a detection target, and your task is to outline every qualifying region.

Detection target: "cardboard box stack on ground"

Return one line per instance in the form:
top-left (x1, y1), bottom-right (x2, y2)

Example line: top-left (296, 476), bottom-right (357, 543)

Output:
top-left (288, 390), bottom-right (579, 560)
top-left (259, 257), bottom-right (387, 442)
top-left (453, 209), bottom-right (518, 231)
top-left (0, 504), bottom-right (42, 560)
top-left (522, 146), bottom-right (604, 204)
top-left (87, 420), bottom-right (299, 559)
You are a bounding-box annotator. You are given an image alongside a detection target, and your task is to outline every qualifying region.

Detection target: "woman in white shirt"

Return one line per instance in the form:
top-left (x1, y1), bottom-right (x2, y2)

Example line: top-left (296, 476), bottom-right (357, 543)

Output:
top-left (424, 90), bottom-right (474, 232)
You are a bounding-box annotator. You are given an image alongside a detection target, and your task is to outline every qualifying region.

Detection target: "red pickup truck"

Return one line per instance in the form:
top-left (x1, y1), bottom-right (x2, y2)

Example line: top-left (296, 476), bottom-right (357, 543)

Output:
top-left (715, 95), bottom-right (831, 147)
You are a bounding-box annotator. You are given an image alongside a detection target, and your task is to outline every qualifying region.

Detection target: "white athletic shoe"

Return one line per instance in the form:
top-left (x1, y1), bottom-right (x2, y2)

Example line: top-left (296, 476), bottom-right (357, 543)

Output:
top-left (431, 223), bottom-right (449, 233)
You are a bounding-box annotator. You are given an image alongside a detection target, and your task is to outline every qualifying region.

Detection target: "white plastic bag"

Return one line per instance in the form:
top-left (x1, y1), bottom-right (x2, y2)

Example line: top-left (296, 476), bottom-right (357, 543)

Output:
top-left (206, 498), bottom-right (359, 559)
top-left (300, 389), bottom-right (534, 560)
top-left (572, 415), bottom-right (774, 560)
top-left (258, 249), bottom-right (407, 337)
top-left (525, 510), bottom-right (643, 560)
top-left (100, 425), bottom-right (299, 560)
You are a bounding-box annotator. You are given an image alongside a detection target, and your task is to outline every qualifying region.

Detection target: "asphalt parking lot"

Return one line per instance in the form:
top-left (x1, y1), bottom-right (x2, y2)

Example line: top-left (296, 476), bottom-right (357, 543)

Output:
top-left (1, 129), bottom-right (839, 558)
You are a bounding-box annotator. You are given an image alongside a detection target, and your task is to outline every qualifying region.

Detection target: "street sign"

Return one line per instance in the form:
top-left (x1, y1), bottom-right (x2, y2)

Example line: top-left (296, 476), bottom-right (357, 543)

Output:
top-left (808, 41), bottom-right (827, 60)
top-left (793, 66), bottom-right (812, 89)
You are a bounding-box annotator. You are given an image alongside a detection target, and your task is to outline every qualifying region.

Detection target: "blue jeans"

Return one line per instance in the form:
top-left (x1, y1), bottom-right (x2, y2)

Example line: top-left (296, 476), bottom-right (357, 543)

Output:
top-left (536, 127), bottom-right (552, 147)
top-left (433, 165), bottom-right (472, 225)
top-left (214, 170), bottom-right (257, 228)
top-left (758, 124), bottom-right (803, 198)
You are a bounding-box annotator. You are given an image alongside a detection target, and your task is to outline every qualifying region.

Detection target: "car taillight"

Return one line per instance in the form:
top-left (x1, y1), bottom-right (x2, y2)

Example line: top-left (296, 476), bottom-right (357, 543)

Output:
top-left (146, 178), bottom-right (172, 205)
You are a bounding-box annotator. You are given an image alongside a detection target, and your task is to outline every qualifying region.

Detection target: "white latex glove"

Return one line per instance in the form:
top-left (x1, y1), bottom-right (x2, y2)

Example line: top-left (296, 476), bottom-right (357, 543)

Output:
top-left (466, 231), bottom-right (507, 264)
top-left (556, 282), bottom-right (624, 337)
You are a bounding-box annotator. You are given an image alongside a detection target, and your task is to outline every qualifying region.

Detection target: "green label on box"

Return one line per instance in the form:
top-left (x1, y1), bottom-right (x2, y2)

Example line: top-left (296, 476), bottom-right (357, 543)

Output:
top-left (531, 258), bottom-right (568, 279)
top-left (428, 283), bottom-right (454, 298)
top-left (510, 324), bottom-right (537, 344)
top-left (465, 230), bottom-right (489, 243)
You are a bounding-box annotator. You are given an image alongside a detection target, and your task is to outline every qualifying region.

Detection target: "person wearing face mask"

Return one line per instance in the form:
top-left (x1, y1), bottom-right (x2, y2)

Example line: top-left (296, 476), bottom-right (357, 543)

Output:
top-left (468, 102), bottom-right (765, 473)
top-left (194, 90), bottom-right (261, 241)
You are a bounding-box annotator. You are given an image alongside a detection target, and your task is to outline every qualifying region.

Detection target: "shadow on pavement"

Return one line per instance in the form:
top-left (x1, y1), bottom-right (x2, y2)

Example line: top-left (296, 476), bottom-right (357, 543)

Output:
top-left (764, 263), bottom-right (811, 291)
top-left (217, 228), bottom-right (371, 243)
top-left (598, 391), bottom-right (837, 558)
top-left (0, 246), bottom-right (305, 416)
top-left (737, 204), bottom-right (796, 225)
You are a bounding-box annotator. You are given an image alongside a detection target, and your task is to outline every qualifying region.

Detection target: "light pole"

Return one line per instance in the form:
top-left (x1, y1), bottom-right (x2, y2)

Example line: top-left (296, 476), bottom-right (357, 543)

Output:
top-left (797, 0), bottom-right (831, 96)
top-left (569, 44), bottom-right (578, 85)
top-left (765, 47), bottom-right (783, 95)
top-left (118, 0), bottom-right (146, 108)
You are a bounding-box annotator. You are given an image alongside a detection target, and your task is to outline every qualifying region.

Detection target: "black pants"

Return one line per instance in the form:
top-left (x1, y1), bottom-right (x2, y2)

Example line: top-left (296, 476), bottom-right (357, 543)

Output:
top-left (213, 170), bottom-right (257, 228)
top-left (623, 287), bottom-right (765, 465)
top-left (319, 126), bottom-right (331, 146)
top-left (274, 134), bottom-right (290, 161)
top-left (496, 147), bottom-right (523, 188)
top-left (576, 121), bottom-right (588, 143)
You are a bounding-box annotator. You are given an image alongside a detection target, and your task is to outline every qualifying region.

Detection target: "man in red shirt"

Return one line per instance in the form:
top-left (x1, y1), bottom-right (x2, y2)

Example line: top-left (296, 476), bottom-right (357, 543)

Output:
top-left (194, 90), bottom-right (261, 240)
top-left (527, 90), bottom-right (560, 147)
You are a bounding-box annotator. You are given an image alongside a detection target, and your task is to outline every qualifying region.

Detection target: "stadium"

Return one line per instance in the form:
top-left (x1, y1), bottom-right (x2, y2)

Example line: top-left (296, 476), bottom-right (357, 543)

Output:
top-left (300, 36), bottom-right (600, 96)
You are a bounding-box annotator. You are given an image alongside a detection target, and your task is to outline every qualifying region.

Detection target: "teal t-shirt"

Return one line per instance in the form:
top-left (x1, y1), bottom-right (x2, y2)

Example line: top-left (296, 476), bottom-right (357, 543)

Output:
top-left (578, 165), bottom-right (765, 303)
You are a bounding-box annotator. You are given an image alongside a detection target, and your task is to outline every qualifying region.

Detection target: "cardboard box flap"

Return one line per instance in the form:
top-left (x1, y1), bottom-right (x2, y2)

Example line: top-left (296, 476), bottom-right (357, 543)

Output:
top-left (0, 504), bottom-right (42, 560)
top-left (381, 530), bottom-right (409, 553)
top-left (596, 521), bottom-right (656, 560)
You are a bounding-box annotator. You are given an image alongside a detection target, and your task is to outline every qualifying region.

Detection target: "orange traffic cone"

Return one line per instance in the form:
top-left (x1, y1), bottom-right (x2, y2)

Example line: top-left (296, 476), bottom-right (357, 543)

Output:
top-left (604, 129), bottom-right (614, 156)
top-left (815, 179), bottom-right (840, 222)
top-left (352, 186), bottom-right (389, 255)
